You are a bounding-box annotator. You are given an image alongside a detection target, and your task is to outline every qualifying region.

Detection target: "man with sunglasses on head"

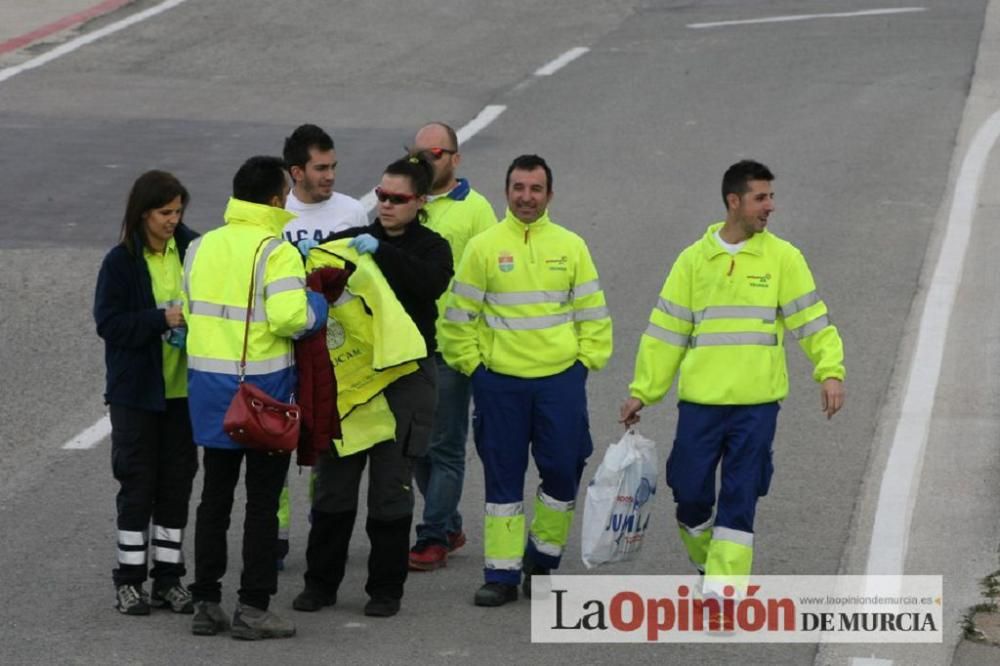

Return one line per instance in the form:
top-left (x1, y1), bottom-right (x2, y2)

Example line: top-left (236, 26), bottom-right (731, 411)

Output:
top-left (440, 154), bottom-right (612, 606)
top-left (406, 122), bottom-right (497, 573)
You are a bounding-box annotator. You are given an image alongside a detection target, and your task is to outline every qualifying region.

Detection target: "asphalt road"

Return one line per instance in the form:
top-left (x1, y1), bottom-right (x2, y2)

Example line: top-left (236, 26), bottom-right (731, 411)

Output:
top-left (0, 1), bottom-right (994, 664)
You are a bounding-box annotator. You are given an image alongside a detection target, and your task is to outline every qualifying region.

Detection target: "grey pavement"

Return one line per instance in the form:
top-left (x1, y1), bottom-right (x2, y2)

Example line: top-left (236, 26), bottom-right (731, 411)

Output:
top-left (0, 0), bottom-right (997, 664)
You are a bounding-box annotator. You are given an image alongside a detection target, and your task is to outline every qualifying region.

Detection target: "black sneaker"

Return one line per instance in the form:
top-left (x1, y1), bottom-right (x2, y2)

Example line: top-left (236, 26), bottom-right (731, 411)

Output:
top-left (115, 584), bottom-right (151, 616)
top-left (364, 597), bottom-right (401, 617)
top-left (474, 582), bottom-right (518, 607)
top-left (522, 559), bottom-right (550, 600)
top-left (292, 588), bottom-right (337, 612)
top-left (151, 583), bottom-right (194, 614)
top-left (191, 601), bottom-right (230, 636)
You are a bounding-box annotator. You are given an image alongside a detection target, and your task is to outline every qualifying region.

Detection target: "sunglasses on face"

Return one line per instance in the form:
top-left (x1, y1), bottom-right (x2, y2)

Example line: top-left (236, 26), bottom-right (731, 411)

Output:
top-left (406, 146), bottom-right (456, 160)
top-left (375, 187), bottom-right (419, 205)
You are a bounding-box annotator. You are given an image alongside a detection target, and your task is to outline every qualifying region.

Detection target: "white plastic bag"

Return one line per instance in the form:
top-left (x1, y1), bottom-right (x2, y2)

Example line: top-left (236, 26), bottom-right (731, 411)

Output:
top-left (581, 430), bottom-right (658, 569)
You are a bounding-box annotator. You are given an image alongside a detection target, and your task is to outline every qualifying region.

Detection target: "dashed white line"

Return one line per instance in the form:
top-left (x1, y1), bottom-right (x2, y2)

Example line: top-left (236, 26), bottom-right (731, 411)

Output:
top-left (687, 7), bottom-right (926, 30)
top-left (0, 0), bottom-right (192, 84)
top-left (534, 47), bottom-right (590, 76)
top-left (864, 107), bottom-right (1000, 576)
top-left (62, 414), bottom-right (111, 450)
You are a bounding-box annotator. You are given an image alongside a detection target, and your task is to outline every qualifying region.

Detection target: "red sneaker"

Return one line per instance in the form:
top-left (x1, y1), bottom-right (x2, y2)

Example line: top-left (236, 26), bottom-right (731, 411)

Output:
top-left (447, 530), bottom-right (467, 553)
top-left (409, 542), bottom-right (448, 571)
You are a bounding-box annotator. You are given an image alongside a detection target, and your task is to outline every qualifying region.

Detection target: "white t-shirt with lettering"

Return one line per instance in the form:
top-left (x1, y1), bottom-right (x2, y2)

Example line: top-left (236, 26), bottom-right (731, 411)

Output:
top-left (283, 190), bottom-right (368, 244)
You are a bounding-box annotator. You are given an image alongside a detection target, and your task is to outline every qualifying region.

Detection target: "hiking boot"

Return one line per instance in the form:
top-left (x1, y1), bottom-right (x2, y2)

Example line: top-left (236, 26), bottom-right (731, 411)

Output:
top-left (447, 530), bottom-right (467, 553)
top-left (292, 588), bottom-right (336, 612)
top-left (115, 584), bottom-right (150, 616)
top-left (231, 603), bottom-right (296, 640)
top-left (408, 541), bottom-right (448, 571)
top-left (474, 582), bottom-right (518, 607)
top-left (364, 597), bottom-right (401, 617)
top-left (191, 601), bottom-right (230, 636)
top-left (151, 582), bottom-right (194, 614)
top-left (521, 559), bottom-right (550, 600)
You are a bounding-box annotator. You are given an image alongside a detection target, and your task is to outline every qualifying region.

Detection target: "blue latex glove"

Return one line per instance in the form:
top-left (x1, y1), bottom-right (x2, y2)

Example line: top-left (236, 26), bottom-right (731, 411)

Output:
top-left (165, 327), bottom-right (187, 349)
top-left (296, 238), bottom-right (319, 257)
top-left (348, 233), bottom-right (379, 255)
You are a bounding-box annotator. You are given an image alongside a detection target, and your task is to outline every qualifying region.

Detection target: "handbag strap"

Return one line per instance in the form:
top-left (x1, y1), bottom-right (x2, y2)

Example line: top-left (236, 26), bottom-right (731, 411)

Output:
top-left (238, 237), bottom-right (277, 383)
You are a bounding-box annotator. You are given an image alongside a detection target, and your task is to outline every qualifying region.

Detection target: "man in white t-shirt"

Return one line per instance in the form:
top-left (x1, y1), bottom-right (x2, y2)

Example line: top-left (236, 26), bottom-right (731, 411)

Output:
top-left (282, 124), bottom-right (367, 254)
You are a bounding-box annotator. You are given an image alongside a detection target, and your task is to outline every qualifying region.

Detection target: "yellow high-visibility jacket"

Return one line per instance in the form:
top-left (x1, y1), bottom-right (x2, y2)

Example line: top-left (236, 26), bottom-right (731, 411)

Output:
top-left (306, 240), bottom-right (427, 455)
top-left (629, 222), bottom-right (846, 406)
top-left (440, 209), bottom-right (612, 378)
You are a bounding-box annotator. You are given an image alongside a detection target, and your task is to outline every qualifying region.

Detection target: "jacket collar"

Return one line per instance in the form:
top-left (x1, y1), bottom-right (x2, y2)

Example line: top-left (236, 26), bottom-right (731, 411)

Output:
top-left (502, 208), bottom-right (552, 233)
top-left (700, 221), bottom-right (768, 259)
top-left (223, 197), bottom-right (296, 235)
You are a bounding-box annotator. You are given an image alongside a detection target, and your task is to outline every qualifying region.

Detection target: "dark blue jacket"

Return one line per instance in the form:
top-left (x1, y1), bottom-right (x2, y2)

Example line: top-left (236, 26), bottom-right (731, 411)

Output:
top-left (94, 224), bottom-right (198, 411)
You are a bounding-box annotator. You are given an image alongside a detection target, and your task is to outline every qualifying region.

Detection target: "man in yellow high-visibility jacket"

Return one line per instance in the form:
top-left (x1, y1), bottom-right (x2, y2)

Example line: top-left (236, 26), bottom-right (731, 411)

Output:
top-left (183, 156), bottom-right (327, 640)
top-left (620, 160), bottom-right (845, 620)
top-left (440, 154), bottom-right (612, 607)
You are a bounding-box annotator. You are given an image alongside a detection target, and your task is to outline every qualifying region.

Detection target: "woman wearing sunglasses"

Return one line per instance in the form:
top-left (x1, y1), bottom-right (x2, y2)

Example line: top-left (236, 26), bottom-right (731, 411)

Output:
top-left (296, 154), bottom-right (453, 618)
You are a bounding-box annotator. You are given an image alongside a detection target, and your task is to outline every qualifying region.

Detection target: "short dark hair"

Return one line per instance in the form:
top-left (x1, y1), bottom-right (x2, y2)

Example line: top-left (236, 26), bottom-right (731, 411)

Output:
top-left (232, 156), bottom-right (287, 205)
top-left (722, 160), bottom-right (774, 208)
top-left (283, 124), bottom-right (334, 171)
top-left (505, 154), bottom-right (553, 193)
top-left (120, 170), bottom-right (189, 255)
top-left (383, 154), bottom-right (434, 224)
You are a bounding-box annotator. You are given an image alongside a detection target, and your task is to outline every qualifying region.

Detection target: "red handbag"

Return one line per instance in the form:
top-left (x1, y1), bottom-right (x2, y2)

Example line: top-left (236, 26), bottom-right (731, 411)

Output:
top-left (222, 238), bottom-right (301, 454)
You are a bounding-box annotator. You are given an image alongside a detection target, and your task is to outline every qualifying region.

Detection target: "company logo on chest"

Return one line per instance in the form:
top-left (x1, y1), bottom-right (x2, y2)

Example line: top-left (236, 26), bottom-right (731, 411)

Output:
top-left (498, 251), bottom-right (515, 273)
top-left (746, 273), bottom-right (771, 288)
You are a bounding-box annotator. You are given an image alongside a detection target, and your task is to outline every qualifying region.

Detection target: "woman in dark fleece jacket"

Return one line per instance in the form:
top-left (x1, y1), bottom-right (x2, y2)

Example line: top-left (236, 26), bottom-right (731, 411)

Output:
top-left (295, 155), bottom-right (453, 619)
top-left (93, 170), bottom-right (199, 617)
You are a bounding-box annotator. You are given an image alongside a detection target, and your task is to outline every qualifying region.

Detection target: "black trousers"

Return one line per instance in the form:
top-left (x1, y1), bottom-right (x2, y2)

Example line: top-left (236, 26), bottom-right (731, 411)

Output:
top-left (188, 447), bottom-right (291, 610)
top-left (110, 400), bottom-right (197, 588)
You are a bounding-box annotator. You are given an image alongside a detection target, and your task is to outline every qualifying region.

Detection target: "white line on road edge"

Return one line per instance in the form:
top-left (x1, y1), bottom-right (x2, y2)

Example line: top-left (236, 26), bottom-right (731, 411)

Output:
top-left (62, 414), bottom-right (111, 450)
top-left (358, 104), bottom-right (508, 212)
top-left (534, 47), bottom-right (590, 76)
top-left (0, 0), bottom-right (191, 84)
top-left (687, 7), bottom-right (926, 30)
top-left (864, 110), bottom-right (1000, 574)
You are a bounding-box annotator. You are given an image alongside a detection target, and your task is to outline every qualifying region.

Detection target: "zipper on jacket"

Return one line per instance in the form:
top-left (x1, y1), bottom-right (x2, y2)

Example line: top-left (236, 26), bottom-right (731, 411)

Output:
top-left (524, 226), bottom-right (536, 263)
top-left (727, 257), bottom-right (735, 276)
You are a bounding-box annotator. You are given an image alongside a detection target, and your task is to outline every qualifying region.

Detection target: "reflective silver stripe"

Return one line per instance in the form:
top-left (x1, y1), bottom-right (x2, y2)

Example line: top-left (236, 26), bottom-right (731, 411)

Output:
top-left (694, 305), bottom-right (777, 323)
top-left (529, 534), bottom-right (563, 557)
top-left (780, 290), bottom-right (820, 317)
top-left (486, 290), bottom-right (570, 306)
top-left (452, 281), bottom-right (485, 302)
top-left (713, 526), bottom-right (754, 547)
top-left (333, 291), bottom-right (355, 306)
top-left (182, 237), bottom-right (204, 300)
top-left (678, 517), bottom-right (714, 537)
top-left (189, 301), bottom-right (263, 323)
top-left (153, 526), bottom-right (182, 543)
top-left (485, 502), bottom-right (523, 517)
top-left (572, 279), bottom-right (602, 299)
top-left (156, 298), bottom-right (183, 309)
top-left (644, 322), bottom-right (690, 348)
top-left (484, 312), bottom-right (571, 331)
top-left (118, 550), bottom-right (147, 565)
top-left (690, 332), bottom-right (778, 348)
top-left (188, 354), bottom-right (294, 375)
top-left (573, 306), bottom-right (610, 322)
top-left (290, 304), bottom-right (318, 340)
top-left (253, 238), bottom-right (284, 314)
top-left (537, 488), bottom-right (574, 513)
top-left (657, 297), bottom-right (694, 323)
top-left (152, 546), bottom-right (183, 564)
top-left (117, 530), bottom-right (147, 546)
top-left (264, 276), bottom-right (305, 299)
top-left (445, 307), bottom-right (477, 323)
top-left (787, 314), bottom-right (830, 340)
top-left (485, 558), bottom-right (522, 571)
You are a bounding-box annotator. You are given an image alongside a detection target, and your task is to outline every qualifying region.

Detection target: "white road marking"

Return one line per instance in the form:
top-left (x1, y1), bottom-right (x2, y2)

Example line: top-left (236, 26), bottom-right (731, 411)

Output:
top-left (62, 414), bottom-right (111, 450)
top-left (534, 47), bottom-right (590, 76)
top-left (865, 108), bottom-right (1000, 576)
top-left (849, 659), bottom-right (893, 666)
top-left (358, 104), bottom-right (508, 213)
top-left (0, 0), bottom-right (191, 84)
top-left (687, 7), bottom-right (926, 30)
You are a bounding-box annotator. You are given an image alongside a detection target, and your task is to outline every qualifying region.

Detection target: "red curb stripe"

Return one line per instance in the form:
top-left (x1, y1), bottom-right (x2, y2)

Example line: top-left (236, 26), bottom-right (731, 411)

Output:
top-left (0, 0), bottom-right (133, 55)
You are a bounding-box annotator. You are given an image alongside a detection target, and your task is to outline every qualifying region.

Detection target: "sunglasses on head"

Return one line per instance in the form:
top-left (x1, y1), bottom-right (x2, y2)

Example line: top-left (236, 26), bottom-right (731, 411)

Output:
top-left (406, 146), bottom-right (456, 160)
top-left (375, 187), bottom-right (419, 205)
